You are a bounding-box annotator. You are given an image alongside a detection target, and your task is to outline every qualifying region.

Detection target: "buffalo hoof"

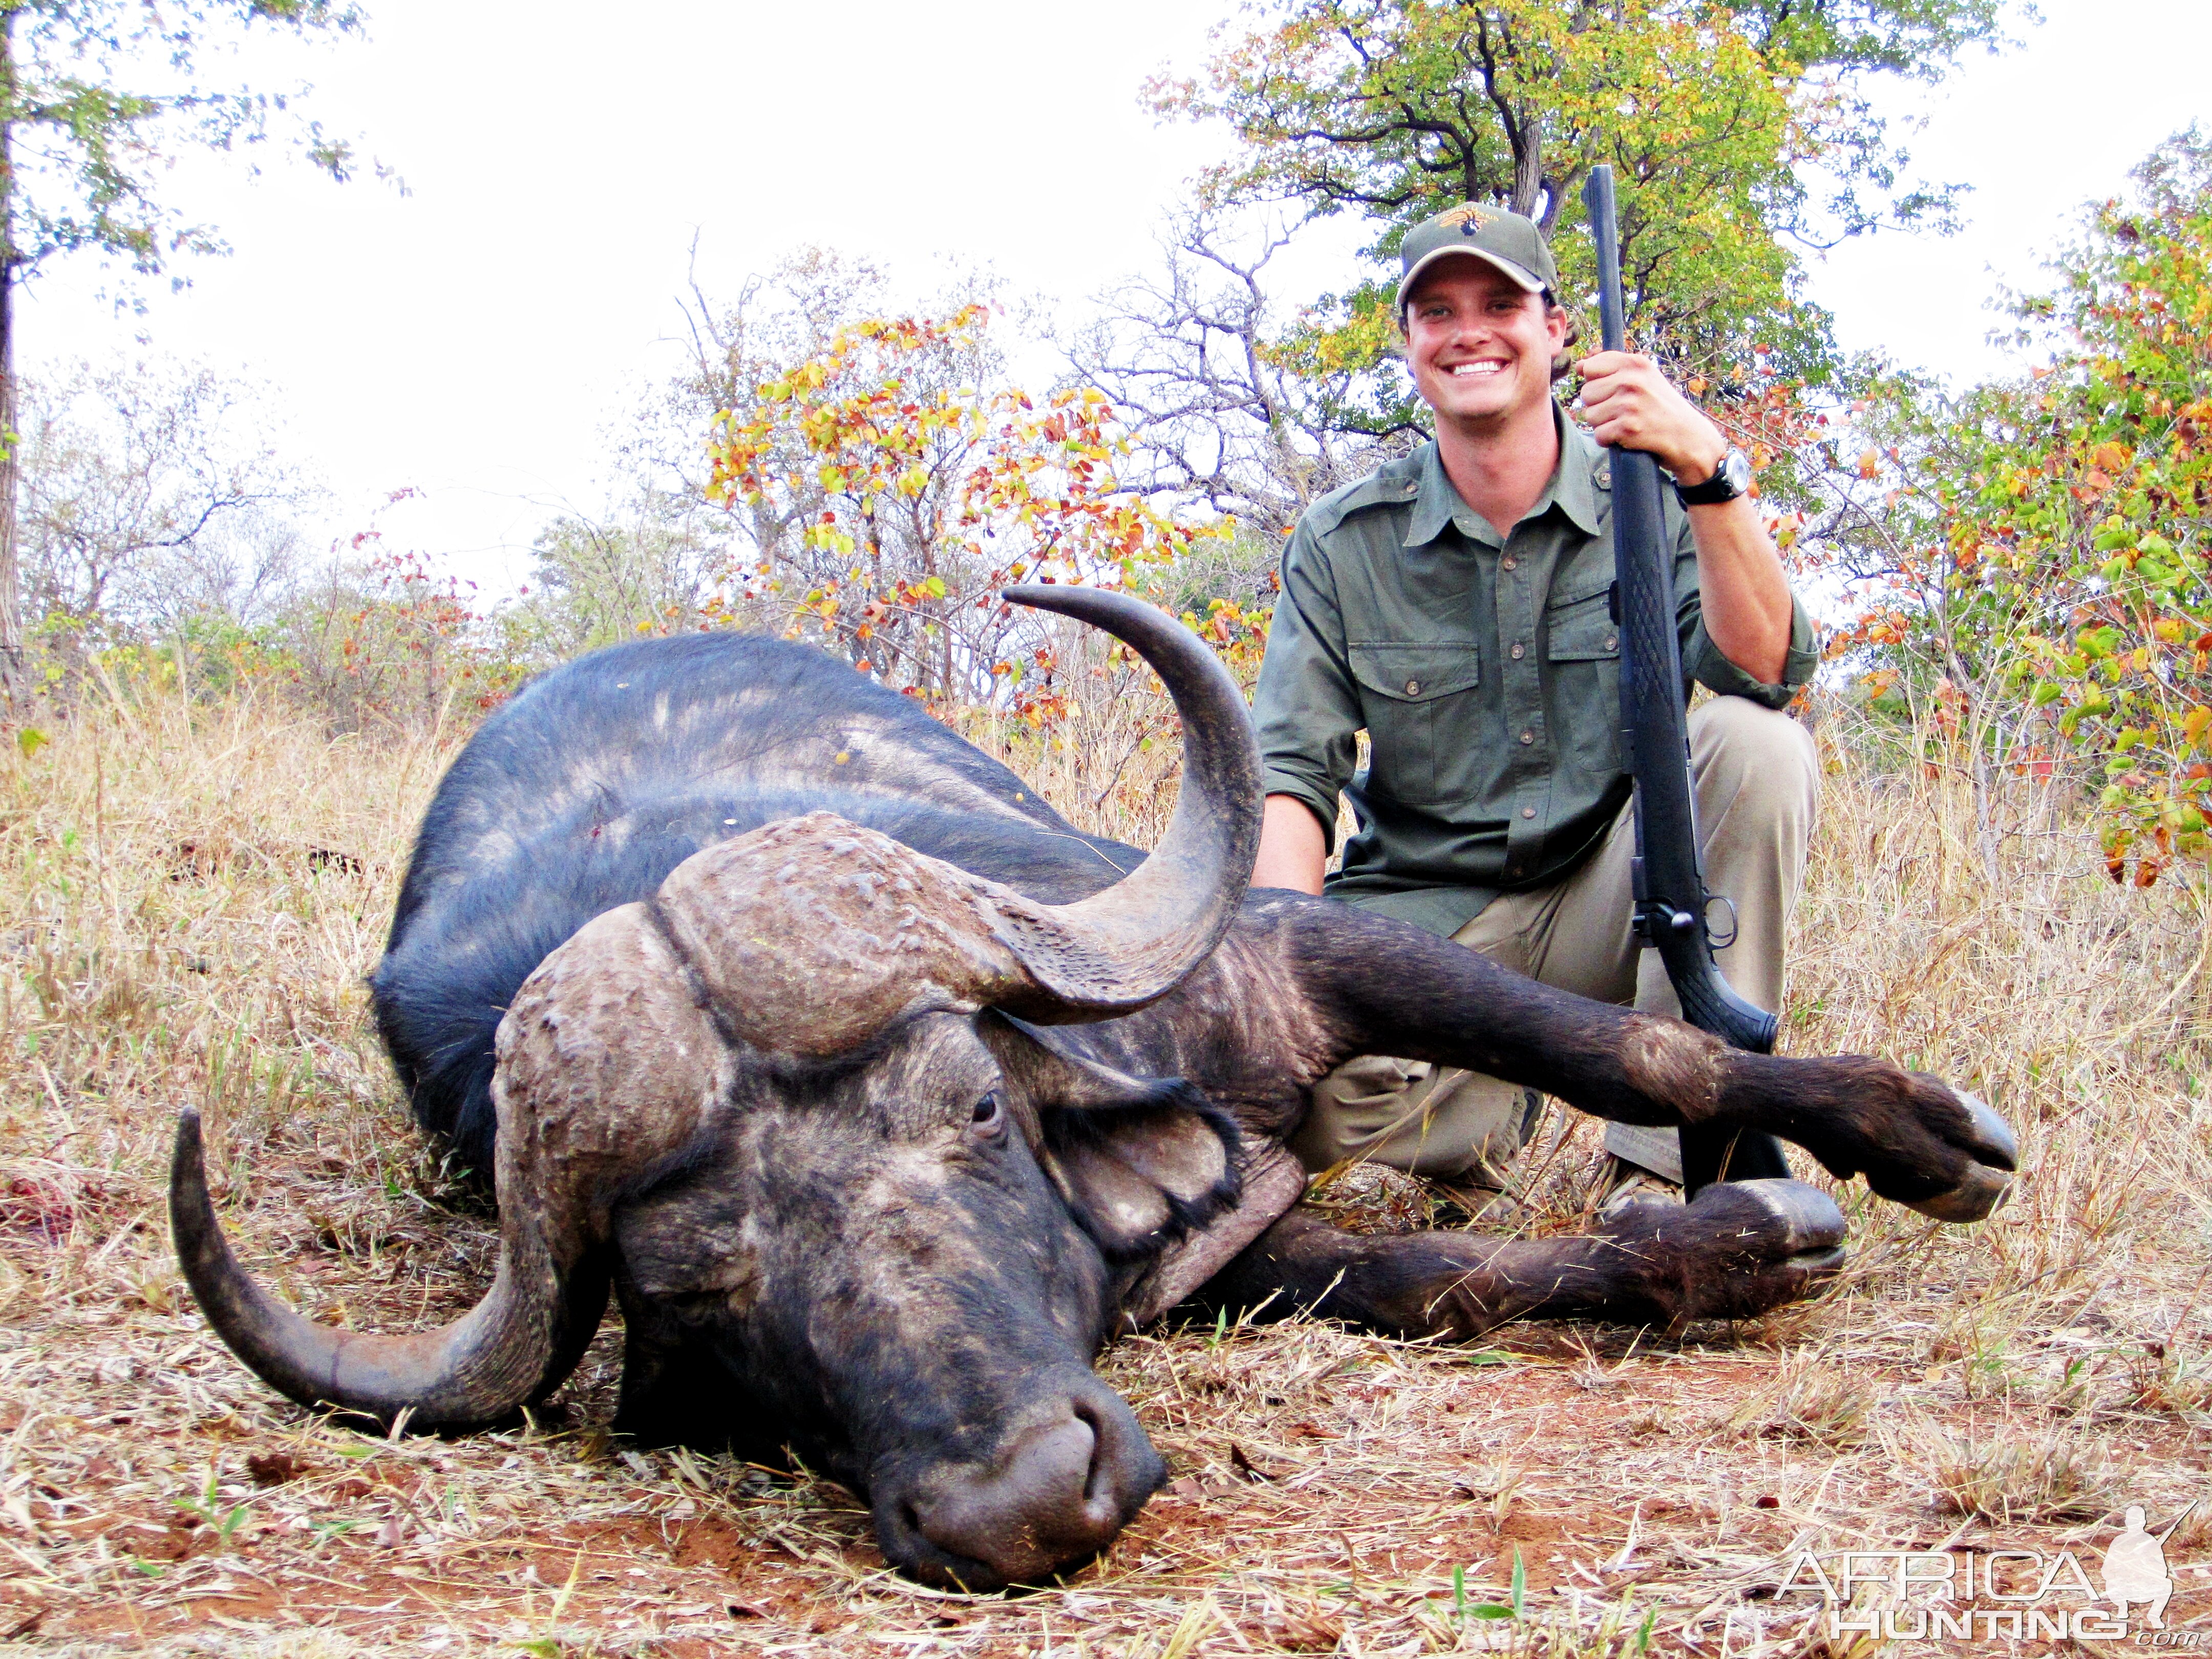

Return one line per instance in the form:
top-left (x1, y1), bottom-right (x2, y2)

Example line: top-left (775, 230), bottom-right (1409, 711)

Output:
top-left (1602, 1177), bottom-right (1847, 1326)
top-left (1897, 1090), bottom-right (2016, 1222)
top-left (1781, 1064), bottom-right (2020, 1224)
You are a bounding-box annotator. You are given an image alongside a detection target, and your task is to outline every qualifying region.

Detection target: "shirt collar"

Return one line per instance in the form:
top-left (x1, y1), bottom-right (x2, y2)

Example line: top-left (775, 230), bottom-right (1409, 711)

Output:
top-left (1402, 405), bottom-right (1605, 548)
top-left (1552, 410), bottom-right (1605, 537)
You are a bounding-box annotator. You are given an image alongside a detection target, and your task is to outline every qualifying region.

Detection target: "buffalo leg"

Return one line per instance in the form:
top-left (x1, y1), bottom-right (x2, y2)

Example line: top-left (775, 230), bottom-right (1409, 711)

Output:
top-left (1190, 1179), bottom-right (1846, 1338)
top-left (1278, 898), bottom-right (2016, 1222)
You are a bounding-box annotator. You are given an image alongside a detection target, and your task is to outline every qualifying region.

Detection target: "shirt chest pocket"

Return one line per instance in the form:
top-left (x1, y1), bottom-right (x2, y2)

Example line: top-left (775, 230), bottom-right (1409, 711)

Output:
top-left (1542, 587), bottom-right (1623, 774)
top-left (1348, 641), bottom-right (1482, 805)
top-left (1544, 584), bottom-right (1620, 661)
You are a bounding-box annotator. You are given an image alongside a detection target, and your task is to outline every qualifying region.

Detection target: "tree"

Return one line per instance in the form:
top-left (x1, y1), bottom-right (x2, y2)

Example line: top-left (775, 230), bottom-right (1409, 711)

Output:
top-left (1066, 207), bottom-right (1419, 539)
top-left (280, 537), bottom-right (512, 734)
top-left (706, 302), bottom-right (1228, 708)
top-left (1816, 131), bottom-right (2212, 884)
top-left (0, 0), bottom-right (370, 705)
top-left (17, 356), bottom-right (309, 646)
top-left (499, 489), bottom-right (734, 664)
top-left (1149, 0), bottom-right (2012, 415)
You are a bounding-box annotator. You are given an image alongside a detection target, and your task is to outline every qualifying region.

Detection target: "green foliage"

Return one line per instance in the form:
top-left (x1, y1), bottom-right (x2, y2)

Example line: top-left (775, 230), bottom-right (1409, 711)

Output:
top-left (500, 493), bottom-right (732, 661)
top-left (0, 0), bottom-right (372, 281)
top-left (1150, 0), bottom-right (2010, 425)
top-left (0, 1), bottom-right (378, 701)
top-left (276, 546), bottom-right (523, 734)
top-left (125, 609), bottom-right (298, 695)
top-left (172, 1466), bottom-right (250, 1548)
top-left (1823, 130), bottom-right (2212, 879)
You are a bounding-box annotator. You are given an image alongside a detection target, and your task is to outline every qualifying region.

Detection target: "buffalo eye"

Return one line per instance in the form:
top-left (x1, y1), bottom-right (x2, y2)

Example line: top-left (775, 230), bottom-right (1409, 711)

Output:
top-left (969, 1091), bottom-right (1005, 1138)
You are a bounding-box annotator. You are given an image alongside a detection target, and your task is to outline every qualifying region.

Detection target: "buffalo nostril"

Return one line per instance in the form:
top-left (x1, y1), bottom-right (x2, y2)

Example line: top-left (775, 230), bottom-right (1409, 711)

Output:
top-left (1070, 1398), bottom-right (1110, 1508)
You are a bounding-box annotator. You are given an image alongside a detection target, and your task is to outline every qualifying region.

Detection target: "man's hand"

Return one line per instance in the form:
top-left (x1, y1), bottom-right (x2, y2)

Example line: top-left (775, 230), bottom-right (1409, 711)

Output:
top-left (1578, 349), bottom-right (1794, 685)
top-left (1576, 350), bottom-right (1727, 483)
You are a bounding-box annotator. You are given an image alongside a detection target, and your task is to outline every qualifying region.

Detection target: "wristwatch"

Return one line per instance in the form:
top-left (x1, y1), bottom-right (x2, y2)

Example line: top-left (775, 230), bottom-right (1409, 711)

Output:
top-left (1673, 446), bottom-right (1752, 506)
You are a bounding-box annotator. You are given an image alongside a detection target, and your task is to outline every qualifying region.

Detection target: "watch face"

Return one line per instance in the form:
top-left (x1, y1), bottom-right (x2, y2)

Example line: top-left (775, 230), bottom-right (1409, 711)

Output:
top-left (1682, 448), bottom-right (1751, 501)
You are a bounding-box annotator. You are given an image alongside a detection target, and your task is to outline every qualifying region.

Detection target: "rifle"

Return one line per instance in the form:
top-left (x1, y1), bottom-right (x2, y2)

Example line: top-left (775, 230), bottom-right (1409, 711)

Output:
top-left (1580, 163), bottom-right (1790, 1194)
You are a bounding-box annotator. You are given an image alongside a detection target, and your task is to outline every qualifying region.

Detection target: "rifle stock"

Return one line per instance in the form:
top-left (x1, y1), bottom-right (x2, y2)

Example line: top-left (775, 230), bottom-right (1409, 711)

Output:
top-left (1580, 164), bottom-right (1789, 1194)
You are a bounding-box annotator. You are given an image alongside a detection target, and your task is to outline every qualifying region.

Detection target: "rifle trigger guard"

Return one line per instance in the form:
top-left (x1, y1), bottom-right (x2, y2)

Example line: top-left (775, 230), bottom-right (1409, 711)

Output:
top-left (1705, 892), bottom-right (1741, 950)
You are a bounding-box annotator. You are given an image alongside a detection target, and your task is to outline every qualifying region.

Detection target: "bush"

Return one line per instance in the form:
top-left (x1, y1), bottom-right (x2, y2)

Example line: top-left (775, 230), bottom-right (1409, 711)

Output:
top-left (1819, 130), bottom-right (2212, 883)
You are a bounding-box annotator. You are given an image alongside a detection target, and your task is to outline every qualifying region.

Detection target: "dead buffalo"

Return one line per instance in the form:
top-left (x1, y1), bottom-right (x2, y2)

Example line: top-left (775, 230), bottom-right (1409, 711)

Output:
top-left (172, 586), bottom-right (2015, 1590)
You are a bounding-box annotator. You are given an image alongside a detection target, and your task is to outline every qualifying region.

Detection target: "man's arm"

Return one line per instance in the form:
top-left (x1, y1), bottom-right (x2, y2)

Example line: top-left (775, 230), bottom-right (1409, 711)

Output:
top-left (1254, 794), bottom-right (1327, 894)
top-left (1250, 521), bottom-right (1362, 892)
top-left (1577, 350), bottom-right (1793, 686)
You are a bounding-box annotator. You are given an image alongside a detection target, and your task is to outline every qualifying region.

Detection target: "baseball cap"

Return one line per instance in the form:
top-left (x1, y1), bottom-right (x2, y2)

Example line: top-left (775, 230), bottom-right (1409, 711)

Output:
top-left (1395, 204), bottom-right (1558, 313)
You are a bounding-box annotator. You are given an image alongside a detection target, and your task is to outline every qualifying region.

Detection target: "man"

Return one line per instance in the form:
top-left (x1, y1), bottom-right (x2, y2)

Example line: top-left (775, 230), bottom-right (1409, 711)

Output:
top-left (1250, 202), bottom-right (1820, 1201)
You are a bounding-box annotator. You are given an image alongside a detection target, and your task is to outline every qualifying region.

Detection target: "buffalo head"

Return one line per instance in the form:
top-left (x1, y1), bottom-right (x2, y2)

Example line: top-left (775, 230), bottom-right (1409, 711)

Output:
top-left (171, 586), bottom-right (1265, 1589)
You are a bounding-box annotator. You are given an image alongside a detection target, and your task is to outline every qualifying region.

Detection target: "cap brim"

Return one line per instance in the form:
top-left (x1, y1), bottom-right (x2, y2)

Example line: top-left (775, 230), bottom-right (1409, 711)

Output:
top-left (1395, 246), bottom-right (1546, 312)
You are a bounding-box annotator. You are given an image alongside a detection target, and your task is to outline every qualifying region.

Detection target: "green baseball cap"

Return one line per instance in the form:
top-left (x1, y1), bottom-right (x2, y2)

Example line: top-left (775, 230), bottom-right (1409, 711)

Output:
top-left (1395, 203), bottom-right (1558, 313)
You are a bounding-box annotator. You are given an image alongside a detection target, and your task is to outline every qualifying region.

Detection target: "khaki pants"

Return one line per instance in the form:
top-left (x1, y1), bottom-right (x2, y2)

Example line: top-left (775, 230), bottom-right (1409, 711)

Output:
top-left (1289, 696), bottom-right (1819, 1186)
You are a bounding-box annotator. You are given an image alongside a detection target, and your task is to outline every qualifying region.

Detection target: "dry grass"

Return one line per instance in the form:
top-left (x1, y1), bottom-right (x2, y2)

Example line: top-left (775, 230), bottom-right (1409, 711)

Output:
top-left (3, 678), bottom-right (2210, 1656)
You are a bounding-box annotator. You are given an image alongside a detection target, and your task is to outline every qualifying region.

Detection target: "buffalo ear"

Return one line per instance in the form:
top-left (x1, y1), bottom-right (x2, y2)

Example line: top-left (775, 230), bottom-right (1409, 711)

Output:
top-left (977, 1012), bottom-right (1242, 1262)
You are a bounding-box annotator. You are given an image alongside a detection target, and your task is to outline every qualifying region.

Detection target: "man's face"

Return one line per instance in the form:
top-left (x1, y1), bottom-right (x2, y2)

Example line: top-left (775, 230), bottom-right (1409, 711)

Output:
top-left (1402, 261), bottom-right (1567, 430)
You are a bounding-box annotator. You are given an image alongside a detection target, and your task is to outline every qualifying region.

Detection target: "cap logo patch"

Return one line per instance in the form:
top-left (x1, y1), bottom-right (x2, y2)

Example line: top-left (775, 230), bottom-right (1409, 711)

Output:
top-left (1440, 204), bottom-right (1495, 235)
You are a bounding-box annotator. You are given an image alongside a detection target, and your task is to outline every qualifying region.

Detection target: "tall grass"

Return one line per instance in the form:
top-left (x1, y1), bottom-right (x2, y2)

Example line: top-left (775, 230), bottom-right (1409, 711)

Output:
top-left (1, 675), bottom-right (2206, 1655)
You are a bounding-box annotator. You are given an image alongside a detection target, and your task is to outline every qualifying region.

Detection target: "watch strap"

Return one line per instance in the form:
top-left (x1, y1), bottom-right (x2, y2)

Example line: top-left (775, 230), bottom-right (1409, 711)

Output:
top-left (1674, 447), bottom-right (1749, 506)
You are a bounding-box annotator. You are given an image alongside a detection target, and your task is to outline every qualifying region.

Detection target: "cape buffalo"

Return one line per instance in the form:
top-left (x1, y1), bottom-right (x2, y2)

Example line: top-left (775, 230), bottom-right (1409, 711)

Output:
top-left (172, 586), bottom-right (2016, 1590)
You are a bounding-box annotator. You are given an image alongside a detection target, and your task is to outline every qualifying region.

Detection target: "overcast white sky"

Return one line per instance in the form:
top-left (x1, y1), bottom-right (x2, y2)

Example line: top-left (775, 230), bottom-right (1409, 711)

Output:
top-left (18, 0), bottom-right (2211, 593)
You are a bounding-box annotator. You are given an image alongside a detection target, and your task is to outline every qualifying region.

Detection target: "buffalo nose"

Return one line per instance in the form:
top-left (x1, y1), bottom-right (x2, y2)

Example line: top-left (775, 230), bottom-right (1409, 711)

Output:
top-left (896, 1387), bottom-right (1165, 1588)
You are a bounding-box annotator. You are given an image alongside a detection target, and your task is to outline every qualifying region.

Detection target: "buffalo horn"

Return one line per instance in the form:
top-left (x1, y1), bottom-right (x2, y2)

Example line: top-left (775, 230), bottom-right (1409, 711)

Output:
top-left (169, 1108), bottom-right (610, 1429)
top-left (985, 584), bottom-right (1263, 1020)
top-left (169, 900), bottom-right (726, 1429)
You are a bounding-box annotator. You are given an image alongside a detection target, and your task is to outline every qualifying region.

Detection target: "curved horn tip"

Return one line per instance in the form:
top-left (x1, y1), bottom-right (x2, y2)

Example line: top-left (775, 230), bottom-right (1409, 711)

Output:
top-left (167, 1101), bottom-right (602, 1435)
top-left (989, 580), bottom-right (1262, 1010)
top-left (171, 1108), bottom-right (210, 1227)
top-left (1003, 583), bottom-right (1074, 618)
top-left (1001, 583), bottom-right (1144, 617)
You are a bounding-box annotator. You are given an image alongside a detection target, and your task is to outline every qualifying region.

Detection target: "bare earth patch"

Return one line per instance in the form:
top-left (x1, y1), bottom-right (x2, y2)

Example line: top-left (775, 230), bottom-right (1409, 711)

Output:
top-left (3, 690), bottom-right (2208, 1655)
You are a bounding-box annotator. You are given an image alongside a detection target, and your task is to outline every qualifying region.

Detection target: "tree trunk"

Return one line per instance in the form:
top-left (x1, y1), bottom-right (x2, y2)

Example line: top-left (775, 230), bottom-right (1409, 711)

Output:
top-left (0, 12), bottom-right (21, 713)
top-left (1509, 104), bottom-right (1545, 222)
top-left (0, 252), bottom-right (19, 713)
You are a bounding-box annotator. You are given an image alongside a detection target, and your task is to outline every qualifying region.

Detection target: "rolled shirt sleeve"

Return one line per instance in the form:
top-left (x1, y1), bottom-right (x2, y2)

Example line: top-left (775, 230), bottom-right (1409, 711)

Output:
top-left (1251, 523), bottom-right (1362, 852)
top-left (1669, 501), bottom-right (1820, 709)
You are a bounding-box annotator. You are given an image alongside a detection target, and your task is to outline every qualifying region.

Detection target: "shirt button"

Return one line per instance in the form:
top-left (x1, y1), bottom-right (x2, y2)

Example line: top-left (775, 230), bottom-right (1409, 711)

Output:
top-left (1519, 730), bottom-right (1534, 745)
top-left (1509, 642), bottom-right (1525, 660)
top-left (1521, 806), bottom-right (1536, 819)
top-left (1405, 678), bottom-right (1420, 695)
top-left (1605, 636), bottom-right (1618, 652)
top-left (1501, 556), bottom-right (1518, 571)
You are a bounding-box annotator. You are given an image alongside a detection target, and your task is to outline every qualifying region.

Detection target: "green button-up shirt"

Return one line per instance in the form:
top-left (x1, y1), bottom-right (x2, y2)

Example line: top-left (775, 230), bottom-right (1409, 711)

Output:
top-left (1252, 409), bottom-right (1819, 939)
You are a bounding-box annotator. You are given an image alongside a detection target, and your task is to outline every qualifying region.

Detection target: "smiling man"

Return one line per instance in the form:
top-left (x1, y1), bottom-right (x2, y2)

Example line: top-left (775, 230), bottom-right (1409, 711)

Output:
top-left (1250, 203), bottom-right (1821, 1204)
